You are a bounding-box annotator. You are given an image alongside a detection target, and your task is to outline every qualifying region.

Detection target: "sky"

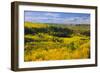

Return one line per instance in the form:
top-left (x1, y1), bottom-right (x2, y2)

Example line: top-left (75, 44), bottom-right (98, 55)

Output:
top-left (24, 11), bottom-right (90, 24)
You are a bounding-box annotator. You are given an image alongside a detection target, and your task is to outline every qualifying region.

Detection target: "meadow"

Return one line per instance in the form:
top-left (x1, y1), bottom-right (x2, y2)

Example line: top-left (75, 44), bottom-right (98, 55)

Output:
top-left (24, 22), bottom-right (90, 62)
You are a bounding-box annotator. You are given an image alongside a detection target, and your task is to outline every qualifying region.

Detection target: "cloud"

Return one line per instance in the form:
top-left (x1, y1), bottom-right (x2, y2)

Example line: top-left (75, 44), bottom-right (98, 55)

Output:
top-left (61, 17), bottom-right (90, 24)
top-left (25, 16), bottom-right (90, 24)
top-left (25, 11), bottom-right (90, 24)
top-left (44, 13), bottom-right (60, 17)
top-left (25, 16), bottom-right (48, 21)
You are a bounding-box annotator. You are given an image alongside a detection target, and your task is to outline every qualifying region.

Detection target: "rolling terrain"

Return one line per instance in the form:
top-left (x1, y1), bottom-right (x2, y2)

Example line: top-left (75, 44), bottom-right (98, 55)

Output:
top-left (24, 22), bottom-right (90, 62)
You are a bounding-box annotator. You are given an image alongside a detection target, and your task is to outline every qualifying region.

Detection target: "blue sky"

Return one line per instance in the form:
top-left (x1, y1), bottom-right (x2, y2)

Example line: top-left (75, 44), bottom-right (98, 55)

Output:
top-left (24, 11), bottom-right (90, 24)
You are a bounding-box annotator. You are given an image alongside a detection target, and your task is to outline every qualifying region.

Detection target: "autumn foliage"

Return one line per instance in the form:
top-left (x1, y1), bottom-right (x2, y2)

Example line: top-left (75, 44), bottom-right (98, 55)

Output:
top-left (24, 22), bottom-right (90, 62)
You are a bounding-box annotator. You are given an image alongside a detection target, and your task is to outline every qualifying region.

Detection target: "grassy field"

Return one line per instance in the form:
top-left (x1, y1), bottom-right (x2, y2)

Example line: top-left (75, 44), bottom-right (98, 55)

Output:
top-left (24, 22), bottom-right (90, 62)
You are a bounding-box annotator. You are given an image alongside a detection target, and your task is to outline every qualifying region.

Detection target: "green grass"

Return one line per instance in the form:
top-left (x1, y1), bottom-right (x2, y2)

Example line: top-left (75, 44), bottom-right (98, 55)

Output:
top-left (24, 22), bottom-right (90, 62)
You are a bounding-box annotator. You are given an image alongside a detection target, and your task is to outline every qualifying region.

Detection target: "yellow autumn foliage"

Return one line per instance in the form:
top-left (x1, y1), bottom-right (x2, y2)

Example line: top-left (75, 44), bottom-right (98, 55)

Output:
top-left (24, 22), bottom-right (90, 62)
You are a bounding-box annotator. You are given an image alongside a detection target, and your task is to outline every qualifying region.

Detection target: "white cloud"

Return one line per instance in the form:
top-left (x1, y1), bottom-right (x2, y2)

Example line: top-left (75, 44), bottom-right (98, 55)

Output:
top-left (61, 17), bottom-right (90, 24)
top-left (25, 16), bottom-right (49, 20)
top-left (25, 13), bottom-right (90, 24)
top-left (44, 13), bottom-right (60, 17)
